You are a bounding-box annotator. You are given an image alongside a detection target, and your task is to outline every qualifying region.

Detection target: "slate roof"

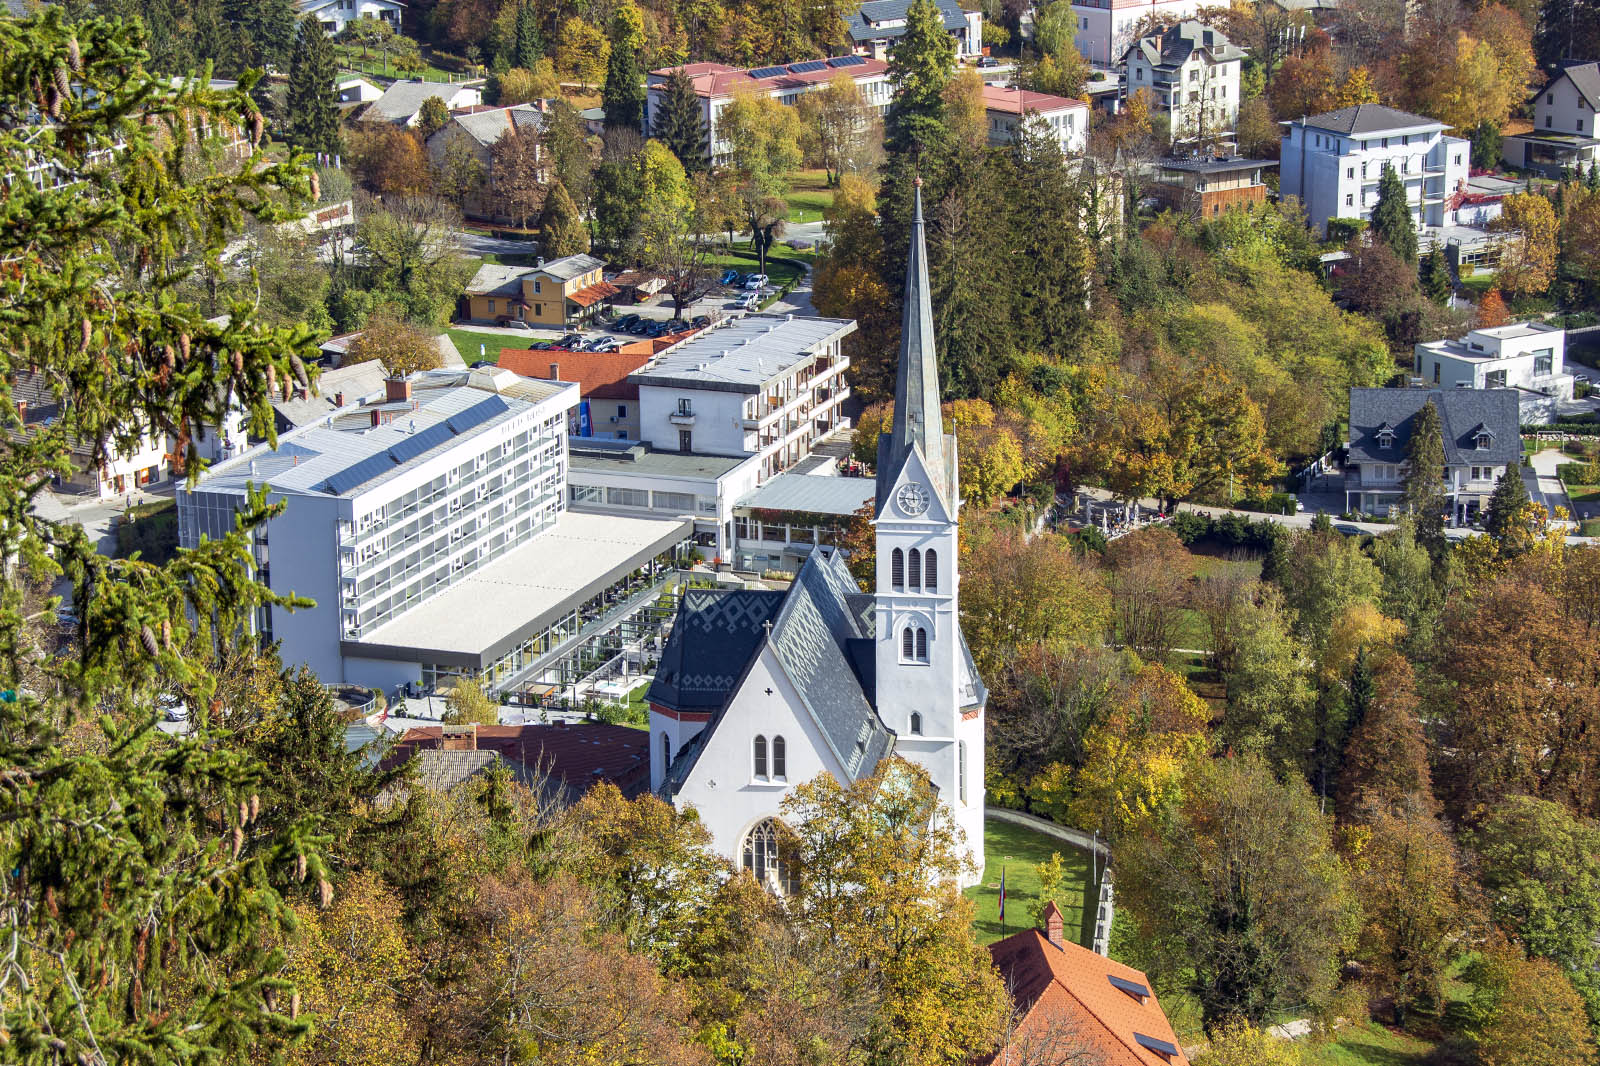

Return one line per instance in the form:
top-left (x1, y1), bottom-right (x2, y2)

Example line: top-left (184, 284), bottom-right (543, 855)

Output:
top-left (1346, 387), bottom-right (1521, 466)
top-left (847, 0), bottom-right (968, 42)
top-left (272, 360), bottom-right (390, 430)
top-left (1539, 62), bottom-right (1600, 111)
top-left (1158, 154), bottom-right (1277, 174)
top-left (365, 80), bottom-right (469, 124)
top-left (1123, 20), bottom-right (1245, 69)
top-left (986, 918), bottom-right (1191, 1066)
top-left (1297, 103), bottom-right (1446, 135)
top-left (448, 102), bottom-right (543, 146)
top-left (655, 548), bottom-right (893, 795)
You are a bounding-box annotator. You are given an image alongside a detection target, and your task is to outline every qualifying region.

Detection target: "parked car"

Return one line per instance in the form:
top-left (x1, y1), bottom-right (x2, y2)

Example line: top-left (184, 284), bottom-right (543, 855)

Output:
top-left (978, 56), bottom-right (1000, 68)
top-left (744, 274), bottom-right (769, 290)
top-left (559, 333), bottom-right (584, 348)
top-left (585, 336), bottom-right (620, 352)
top-left (157, 693), bottom-right (189, 723)
top-left (527, 340), bottom-right (553, 350)
top-left (628, 318), bottom-right (655, 335)
top-left (665, 319), bottom-right (688, 333)
top-left (740, 293), bottom-right (761, 311)
top-left (691, 315), bottom-right (711, 329)
top-left (613, 313), bottom-right (640, 331)
top-left (720, 269), bottom-right (739, 285)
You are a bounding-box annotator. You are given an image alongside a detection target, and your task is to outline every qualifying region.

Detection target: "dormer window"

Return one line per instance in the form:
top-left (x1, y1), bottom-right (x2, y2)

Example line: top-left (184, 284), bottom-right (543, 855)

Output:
top-left (1135, 1034), bottom-right (1180, 1062)
top-left (1375, 423), bottom-right (1396, 449)
top-left (1109, 975), bottom-right (1151, 1003)
top-left (1477, 431), bottom-right (1493, 450)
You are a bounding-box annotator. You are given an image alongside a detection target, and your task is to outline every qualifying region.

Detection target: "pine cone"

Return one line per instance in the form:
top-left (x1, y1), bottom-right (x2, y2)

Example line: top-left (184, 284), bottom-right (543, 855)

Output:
top-left (266, 364), bottom-right (277, 393)
top-left (295, 853), bottom-right (307, 882)
top-left (140, 625), bottom-right (158, 658)
top-left (289, 354), bottom-right (310, 390)
top-left (231, 825), bottom-right (243, 858)
top-left (318, 878), bottom-right (333, 908)
top-left (54, 67), bottom-right (70, 102)
top-left (178, 333), bottom-right (191, 362)
top-left (80, 317), bottom-right (91, 351)
top-left (67, 37), bottom-right (81, 73)
top-left (290, 991), bottom-right (301, 1019)
top-left (160, 618), bottom-right (171, 648)
top-left (249, 794), bottom-right (260, 822)
top-left (238, 799), bottom-right (248, 826)
top-left (231, 350), bottom-right (244, 376)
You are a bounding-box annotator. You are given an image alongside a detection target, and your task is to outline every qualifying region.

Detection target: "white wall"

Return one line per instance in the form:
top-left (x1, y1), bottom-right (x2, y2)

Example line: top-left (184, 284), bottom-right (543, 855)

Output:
top-left (1281, 122), bottom-right (1469, 236)
top-left (1536, 72), bottom-right (1597, 137)
top-left (1071, 0), bottom-right (1203, 66)
top-left (262, 492), bottom-right (349, 683)
top-left (636, 384), bottom-right (753, 456)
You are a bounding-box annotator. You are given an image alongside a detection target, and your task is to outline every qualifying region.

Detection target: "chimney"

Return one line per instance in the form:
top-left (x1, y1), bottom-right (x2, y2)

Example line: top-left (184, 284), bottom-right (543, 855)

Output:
top-left (385, 377), bottom-right (412, 403)
top-left (15, 399), bottom-right (25, 422)
top-left (440, 723), bottom-right (477, 751)
top-left (549, 362), bottom-right (560, 380)
top-left (370, 409), bottom-right (382, 427)
top-left (536, 257), bottom-right (545, 267)
top-left (333, 391), bottom-right (345, 407)
top-left (1043, 901), bottom-right (1065, 948)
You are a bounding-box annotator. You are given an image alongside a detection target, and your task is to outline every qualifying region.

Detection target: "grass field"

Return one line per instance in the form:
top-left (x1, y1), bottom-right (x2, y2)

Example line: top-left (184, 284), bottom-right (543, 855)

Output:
top-left (1304, 1022), bottom-right (1436, 1066)
top-left (963, 817), bottom-right (1095, 947)
top-left (704, 247), bottom-right (808, 290)
top-left (785, 170), bottom-right (837, 223)
top-left (443, 326), bottom-right (549, 364)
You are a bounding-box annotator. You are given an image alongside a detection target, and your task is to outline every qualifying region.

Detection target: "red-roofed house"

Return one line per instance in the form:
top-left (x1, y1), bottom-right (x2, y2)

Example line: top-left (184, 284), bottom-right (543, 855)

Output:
top-left (463, 254), bottom-right (618, 328)
top-left (985, 904), bottom-right (1191, 1066)
top-left (982, 86), bottom-right (1089, 155)
top-left (498, 346), bottom-right (654, 438)
top-left (646, 58), bottom-right (893, 167)
top-left (385, 722), bottom-right (652, 804)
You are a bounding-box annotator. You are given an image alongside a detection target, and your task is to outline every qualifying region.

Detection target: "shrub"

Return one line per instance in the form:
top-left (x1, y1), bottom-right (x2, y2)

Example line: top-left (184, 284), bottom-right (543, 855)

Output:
top-left (1170, 511), bottom-right (1210, 544)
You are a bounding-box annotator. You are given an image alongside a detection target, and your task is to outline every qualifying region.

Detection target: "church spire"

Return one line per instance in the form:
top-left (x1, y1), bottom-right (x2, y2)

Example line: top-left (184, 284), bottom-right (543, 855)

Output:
top-left (879, 179), bottom-right (950, 510)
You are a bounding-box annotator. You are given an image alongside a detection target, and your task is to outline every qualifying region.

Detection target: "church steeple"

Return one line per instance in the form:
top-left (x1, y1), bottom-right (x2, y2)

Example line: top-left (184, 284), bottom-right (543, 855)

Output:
top-left (877, 180), bottom-right (953, 513)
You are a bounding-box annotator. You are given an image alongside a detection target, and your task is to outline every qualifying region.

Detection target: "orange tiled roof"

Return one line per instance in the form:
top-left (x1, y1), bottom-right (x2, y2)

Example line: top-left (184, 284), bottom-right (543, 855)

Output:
top-left (568, 280), bottom-right (620, 307)
top-left (981, 85), bottom-right (1088, 116)
top-left (986, 911), bottom-right (1190, 1066)
top-left (497, 346), bottom-right (650, 400)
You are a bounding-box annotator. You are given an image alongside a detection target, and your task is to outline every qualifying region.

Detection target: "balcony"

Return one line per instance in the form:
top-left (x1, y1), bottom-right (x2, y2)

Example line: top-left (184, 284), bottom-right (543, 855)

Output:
top-left (740, 416), bottom-right (760, 430)
top-left (668, 410), bottom-right (696, 426)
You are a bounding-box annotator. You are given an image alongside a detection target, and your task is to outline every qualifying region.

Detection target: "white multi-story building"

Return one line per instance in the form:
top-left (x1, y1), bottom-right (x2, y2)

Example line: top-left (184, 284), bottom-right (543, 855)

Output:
top-left (1122, 21), bottom-right (1243, 145)
top-left (645, 59), bottom-right (892, 167)
top-left (982, 86), bottom-right (1089, 154)
top-left (1502, 61), bottom-right (1600, 177)
top-left (647, 185), bottom-right (987, 889)
top-left (1279, 103), bottom-right (1470, 239)
top-left (1415, 322), bottom-right (1573, 420)
top-left (299, 0), bottom-right (404, 36)
top-left (1070, 0), bottom-right (1205, 67)
top-left (844, 0), bottom-right (983, 58)
top-left (177, 367), bottom-right (693, 697)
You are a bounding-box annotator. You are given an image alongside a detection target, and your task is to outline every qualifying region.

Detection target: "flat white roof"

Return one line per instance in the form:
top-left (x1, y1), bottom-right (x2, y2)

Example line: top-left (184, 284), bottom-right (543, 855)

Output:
top-left (630, 314), bottom-right (855, 394)
top-left (348, 510), bottom-right (691, 663)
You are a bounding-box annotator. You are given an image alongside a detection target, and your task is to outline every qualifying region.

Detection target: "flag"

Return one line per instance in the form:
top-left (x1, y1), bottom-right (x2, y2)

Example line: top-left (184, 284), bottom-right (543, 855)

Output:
top-left (998, 866), bottom-right (1006, 923)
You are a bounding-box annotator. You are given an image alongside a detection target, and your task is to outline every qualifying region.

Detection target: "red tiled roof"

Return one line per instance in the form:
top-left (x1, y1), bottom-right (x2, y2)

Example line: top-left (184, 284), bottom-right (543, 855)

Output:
top-left (982, 85), bottom-right (1088, 116)
top-left (986, 917), bottom-right (1190, 1066)
top-left (391, 723), bottom-right (651, 799)
top-left (654, 58), bottom-right (890, 100)
top-left (568, 280), bottom-right (621, 307)
top-left (498, 346), bottom-right (651, 400)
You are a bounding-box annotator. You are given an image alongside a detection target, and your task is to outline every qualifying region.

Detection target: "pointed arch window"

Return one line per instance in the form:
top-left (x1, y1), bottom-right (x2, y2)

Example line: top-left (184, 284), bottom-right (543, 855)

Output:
top-left (753, 734), bottom-right (768, 780)
top-left (891, 548), bottom-right (904, 589)
top-left (772, 735), bottom-right (786, 780)
top-left (924, 548), bottom-right (937, 592)
top-left (916, 627), bottom-right (928, 661)
top-left (910, 712), bottom-right (922, 735)
top-left (662, 732), bottom-right (671, 770)
top-left (902, 627), bottom-right (915, 659)
top-left (908, 548), bottom-right (921, 590)
top-left (742, 818), bottom-right (794, 893)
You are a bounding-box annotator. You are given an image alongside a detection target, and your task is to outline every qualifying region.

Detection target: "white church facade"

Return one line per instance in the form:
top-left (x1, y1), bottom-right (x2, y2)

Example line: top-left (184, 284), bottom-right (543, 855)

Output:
top-left (645, 184), bottom-right (988, 887)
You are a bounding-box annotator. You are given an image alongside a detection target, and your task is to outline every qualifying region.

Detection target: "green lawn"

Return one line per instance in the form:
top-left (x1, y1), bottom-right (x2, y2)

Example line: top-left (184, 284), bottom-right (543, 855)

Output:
top-left (703, 247), bottom-right (807, 290)
top-left (1304, 1021), bottom-right (1436, 1066)
top-left (963, 816), bottom-right (1095, 947)
top-left (443, 326), bottom-right (559, 365)
top-left (785, 170), bottom-right (836, 224)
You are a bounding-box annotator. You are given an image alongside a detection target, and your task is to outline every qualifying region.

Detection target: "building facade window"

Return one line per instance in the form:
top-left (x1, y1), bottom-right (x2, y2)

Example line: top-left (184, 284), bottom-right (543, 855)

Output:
top-left (772, 735), bottom-right (786, 780)
top-left (891, 547), bottom-right (904, 588)
top-left (902, 626), bottom-right (914, 659)
top-left (908, 548), bottom-right (921, 590)
top-left (924, 548), bottom-right (937, 591)
top-left (662, 732), bottom-right (671, 769)
top-left (753, 734), bottom-right (768, 780)
top-left (606, 486), bottom-right (649, 507)
top-left (742, 818), bottom-right (786, 889)
top-left (679, 429), bottom-right (693, 452)
top-left (915, 626), bottom-right (928, 661)
top-left (910, 712), bottom-right (922, 734)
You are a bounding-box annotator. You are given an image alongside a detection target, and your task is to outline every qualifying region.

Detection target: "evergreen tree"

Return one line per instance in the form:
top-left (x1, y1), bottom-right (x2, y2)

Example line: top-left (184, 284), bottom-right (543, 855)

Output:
top-left (540, 179), bottom-right (590, 256)
top-left (884, 0), bottom-right (955, 153)
top-left (1470, 119), bottom-right (1501, 172)
top-left (1484, 467), bottom-right (1531, 548)
top-left (1005, 116), bottom-right (1091, 358)
top-left (0, 12), bottom-right (333, 1062)
top-left (514, 0), bottom-right (542, 70)
top-left (1402, 399), bottom-right (1448, 555)
top-left (601, 0), bottom-right (646, 133)
top-left (1372, 163), bottom-right (1418, 263)
top-left (1588, 161), bottom-right (1600, 192)
top-left (1420, 244), bottom-right (1452, 304)
top-left (287, 16), bottom-right (341, 156)
top-left (651, 68), bottom-right (708, 172)
top-left (225, 0), bottom-right (297, 71)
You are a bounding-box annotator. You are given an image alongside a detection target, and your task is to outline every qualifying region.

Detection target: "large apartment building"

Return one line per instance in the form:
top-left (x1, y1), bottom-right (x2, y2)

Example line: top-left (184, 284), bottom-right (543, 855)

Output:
top-left (1279, 104), bottom-right (1469, 238)
top-left (645, 59), bottom-right (892, 167)
top-left (1070, 0), bottom-right (1205, 66)
top-left (1122, 21), bottom-right (1244, 146)
top-left (177, 367), bottom-right (692, 697)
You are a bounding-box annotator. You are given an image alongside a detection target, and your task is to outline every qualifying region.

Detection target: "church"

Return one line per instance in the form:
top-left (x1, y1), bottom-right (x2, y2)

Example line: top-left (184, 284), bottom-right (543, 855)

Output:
top-left (645, 184), bottom-right (988, 887)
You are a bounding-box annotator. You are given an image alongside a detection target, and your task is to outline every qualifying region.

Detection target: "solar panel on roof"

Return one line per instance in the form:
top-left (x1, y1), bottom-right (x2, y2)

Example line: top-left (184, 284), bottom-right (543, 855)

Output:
top-left (323, 452), bottom-right (397, 496)
top-left (1134, 1034), bottom-right (1179, 1059)
top-left (387, 421), bottom-right (456, 465)
top-left (1109, 975), bottom-right (1151, 1000)
top-left (749, 65), bottom-right (788, 79)
top-left (446, 394), bottom-right (512, 435)
top-left (787, 60), bottom-right (828, 73)
top-left (828, 54), bottom-right (867, 67)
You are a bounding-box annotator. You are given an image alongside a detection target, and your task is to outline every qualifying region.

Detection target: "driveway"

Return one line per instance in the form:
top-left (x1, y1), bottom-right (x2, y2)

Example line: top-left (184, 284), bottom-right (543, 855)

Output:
top-left (1529, 447), bottom-right (1578, 518)
top-left (454, 229), bottom-right (537, 259)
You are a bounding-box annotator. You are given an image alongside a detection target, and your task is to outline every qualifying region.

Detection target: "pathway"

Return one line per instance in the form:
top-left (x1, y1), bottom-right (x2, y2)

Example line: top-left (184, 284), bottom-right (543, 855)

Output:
top-left (1530, 447), bottom-right (1577, 518)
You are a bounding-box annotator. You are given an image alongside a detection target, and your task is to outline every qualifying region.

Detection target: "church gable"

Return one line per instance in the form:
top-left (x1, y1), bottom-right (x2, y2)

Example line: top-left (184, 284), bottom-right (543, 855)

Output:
top-left (876, 443), bottom-right (957, 526)
top-left (647, 588), bottom-right (785, 713)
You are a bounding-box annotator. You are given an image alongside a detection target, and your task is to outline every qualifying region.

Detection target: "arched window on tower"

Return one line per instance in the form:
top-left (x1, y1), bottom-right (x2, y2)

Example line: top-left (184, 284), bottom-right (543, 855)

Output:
top-left (925, 548), bottom-right (938, 592)
top-left (772, 735), bottom-right (786, 779)
top-left (662, 732), bottom-right (671, 771)
top-left (910, 712), bottom-right (922, 735)
top-left (753, 734), bottom-right (768, 780)
top-left (902, 626), bottom-right (915, 660)
top-left (891, 548), bottom-right (904, 589)
top-left (908, 548), bottom-right (921, 590)
top-left (916, 627), bottom-right (928, 661)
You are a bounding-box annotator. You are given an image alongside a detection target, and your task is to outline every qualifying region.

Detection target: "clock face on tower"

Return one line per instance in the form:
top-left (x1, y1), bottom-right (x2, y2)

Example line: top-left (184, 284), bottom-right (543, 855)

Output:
top-left (896, 482), bottom-right (930, 516)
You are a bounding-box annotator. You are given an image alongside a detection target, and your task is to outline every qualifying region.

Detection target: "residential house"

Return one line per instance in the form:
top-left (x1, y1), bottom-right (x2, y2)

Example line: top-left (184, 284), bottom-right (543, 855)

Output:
top-left (1280, 104), bottom-right (1470, 238)
top-left (497, 345), bottom-right (655, 440)
top-left (1344, 386), bottom-right (1523, 526)
top-left (271, 359), bottom-right (391, 433)
top-left (648, 187), bottom-right (987, 889)
top-left (363, 78), bottom-right (483, 127)
top-left (463, 255), bottom-right (616, 329)
top-left (1071, 0), bottom-right (1205, 66)
top-left (12, 372), bottom-right (170, 499)
top-left (985, 903), bottom-right (1191, 1066)
top-left (383, 722), bottom-right (651, 803)
top-left (1122, 21), bottom-right (1244, 146)
top-left (424, 102), bottom-right (545, 221)
top-left (845, 0), bottom-right (982, 58)
top-left (1503, 61), bottom-right (1600, 177)
top-left (299, 0), bottom-right (403, 35)
top-left (1414, 322), bottom-right (1572, 421)
top-left (645, 59), bottom-right (893, 167)
top-left (177, 366), bottom-right (694, 697)
top-left (1145, 154), bottom-right (1276, 217)
top-left (336, 76), bottom-right (384, 105)
top-left (982, 86), bottom-right (1089, 154)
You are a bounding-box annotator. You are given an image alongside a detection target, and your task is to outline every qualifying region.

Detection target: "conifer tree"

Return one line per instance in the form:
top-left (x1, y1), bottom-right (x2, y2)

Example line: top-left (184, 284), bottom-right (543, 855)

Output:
top-left (287, 16), bottom-right (340, 156)
top-left (1484, 467), bottom-right (1531, 549)
top-left (1420, 245), bottom-right (1452, 304)
top-left (539, 179), bottom-right (590, 256)
top-left (601, 0), bottom-right (646, 132)
top-left (1372, 163), bottom-right (1418, 263)
top-left (0, 10), bottom-right (333, 1062)
top-left (225, 0), bottom-right (297, 71)
top-left (514, 0), bottom-right (542, 71)
top-left (651, 68), bottom-right (707, 172)
top-left (1402, 400), bottom-right (1448, 555)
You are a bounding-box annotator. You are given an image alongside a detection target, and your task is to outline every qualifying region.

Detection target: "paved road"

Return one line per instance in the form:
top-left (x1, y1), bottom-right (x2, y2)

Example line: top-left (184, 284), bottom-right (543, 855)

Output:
top-left (454, 229), bottom-right (538, 259)
top-left (1530, 447), bottom-right (1578, 518)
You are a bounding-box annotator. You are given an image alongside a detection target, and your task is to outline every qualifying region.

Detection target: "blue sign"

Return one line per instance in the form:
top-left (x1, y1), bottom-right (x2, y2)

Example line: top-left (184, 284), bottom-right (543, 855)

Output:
top-left (576, 399), bottom-right (592, 437)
